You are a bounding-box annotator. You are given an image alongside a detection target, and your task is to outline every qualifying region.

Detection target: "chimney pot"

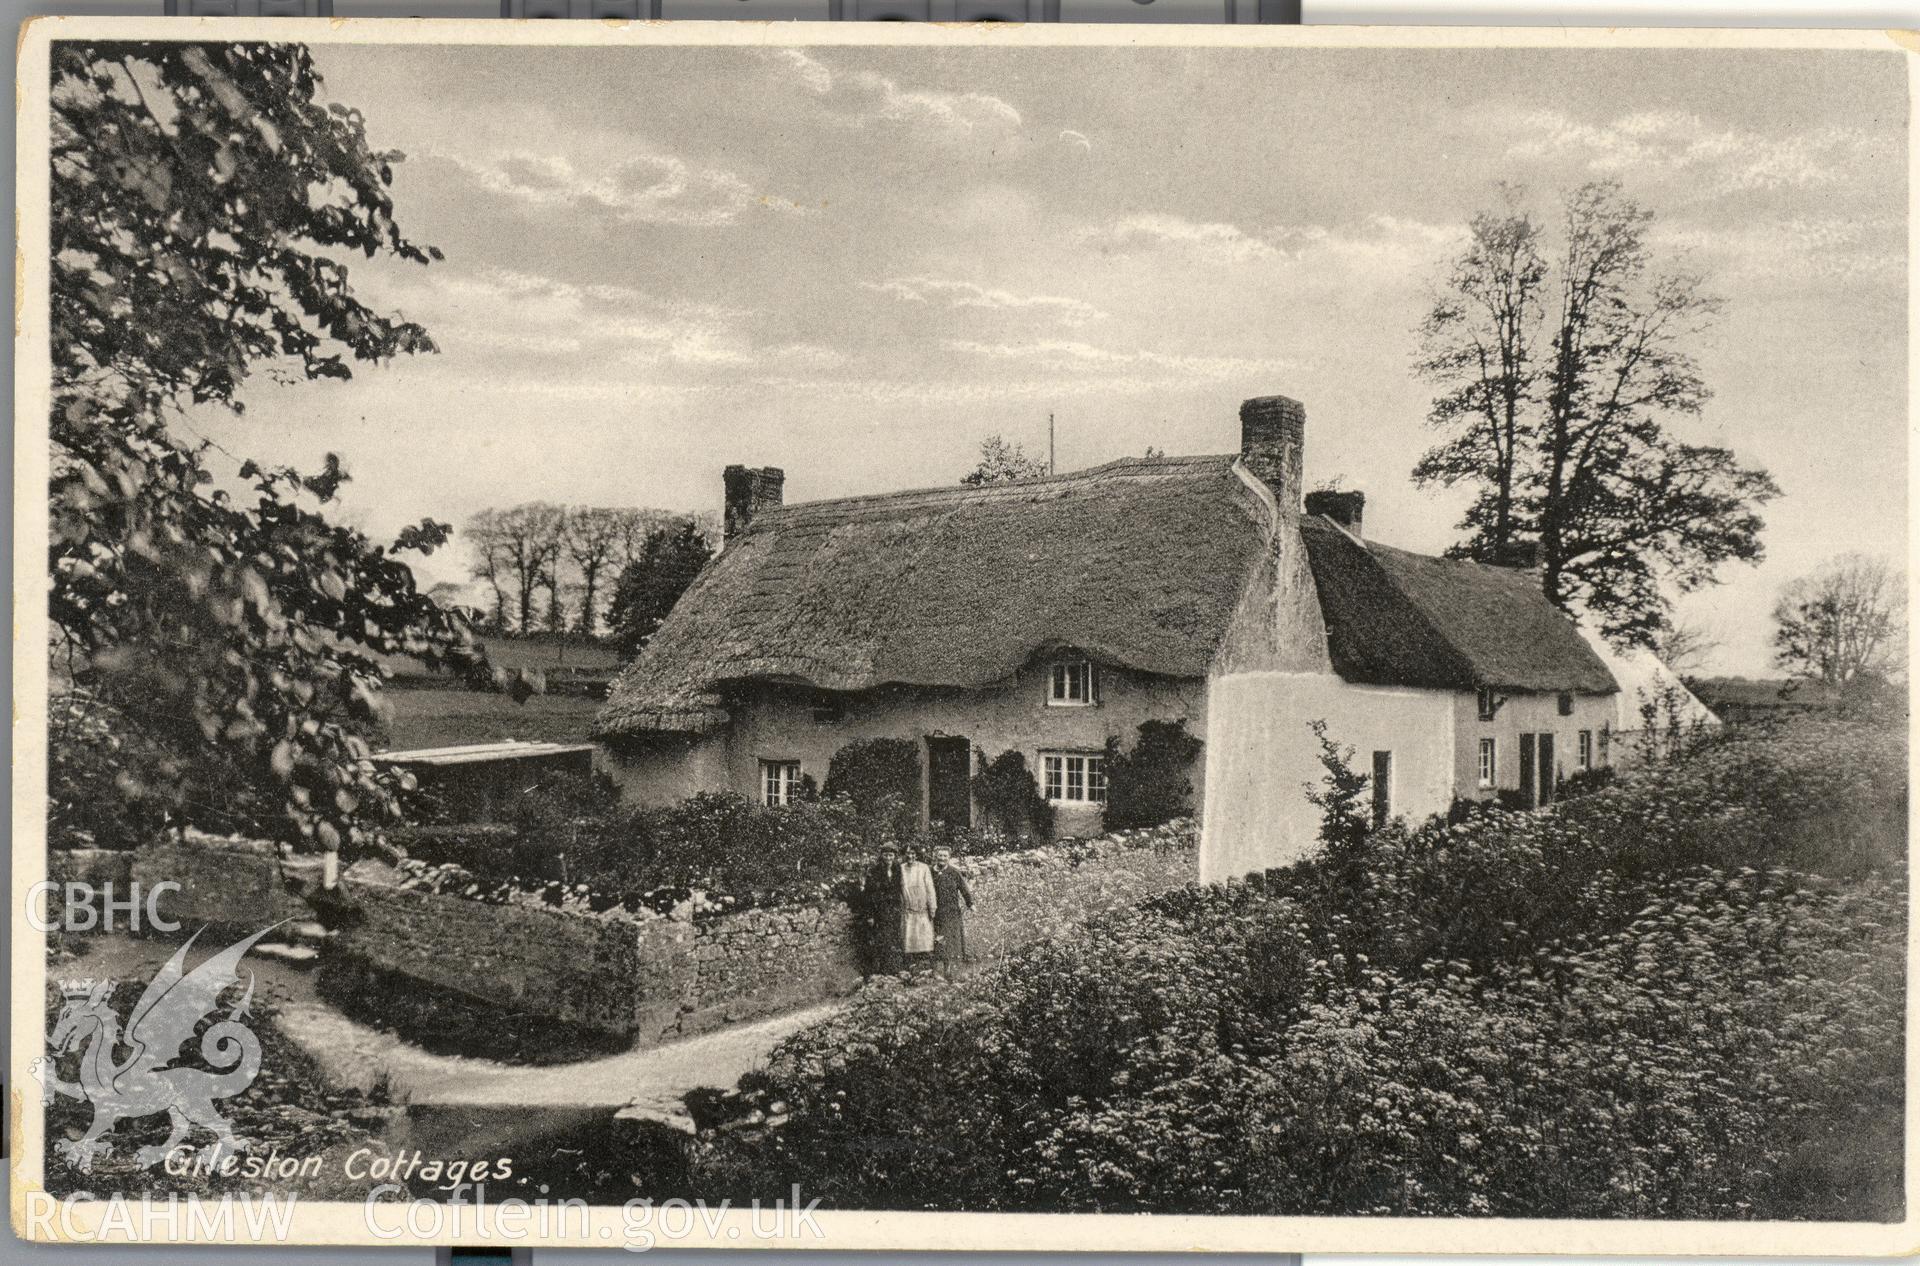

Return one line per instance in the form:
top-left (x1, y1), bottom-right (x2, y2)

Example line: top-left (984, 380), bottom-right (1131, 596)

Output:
top-left (723, 465), bottom-right (785, 546)
top-left (1304, 489), bottom-right (1365, 538)
top-left (1239, 395), bottom-right (1305, 513)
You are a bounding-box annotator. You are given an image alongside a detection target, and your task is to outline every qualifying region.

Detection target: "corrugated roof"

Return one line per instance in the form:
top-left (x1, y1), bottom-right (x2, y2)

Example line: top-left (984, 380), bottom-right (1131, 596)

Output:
top-left (598, 456), bottom-right (1273, 735)
top-left (1299, 517), bottom-right (1617, 694)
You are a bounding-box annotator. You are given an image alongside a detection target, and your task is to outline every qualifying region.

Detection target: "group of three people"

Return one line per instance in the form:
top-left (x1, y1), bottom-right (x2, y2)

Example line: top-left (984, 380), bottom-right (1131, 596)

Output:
top-left (857, 842), bottom-right (975, 977)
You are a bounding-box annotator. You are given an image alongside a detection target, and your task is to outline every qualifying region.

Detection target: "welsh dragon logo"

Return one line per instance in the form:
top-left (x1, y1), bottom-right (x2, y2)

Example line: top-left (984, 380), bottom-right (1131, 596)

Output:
top-left (31, 925), bottom-right (279, 1173)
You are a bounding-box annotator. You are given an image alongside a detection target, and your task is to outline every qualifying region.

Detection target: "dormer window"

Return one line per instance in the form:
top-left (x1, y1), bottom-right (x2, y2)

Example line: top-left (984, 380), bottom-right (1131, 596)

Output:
top-left (1049, 660), bottom-right (1098, 707)
top-left (1476, 687), bottom-right (1498, 721)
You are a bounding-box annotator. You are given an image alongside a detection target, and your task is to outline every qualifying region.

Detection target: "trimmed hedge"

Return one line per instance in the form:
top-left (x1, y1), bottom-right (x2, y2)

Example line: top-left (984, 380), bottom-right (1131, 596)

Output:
top-left (691, 719), bottom-right (1907, 1219)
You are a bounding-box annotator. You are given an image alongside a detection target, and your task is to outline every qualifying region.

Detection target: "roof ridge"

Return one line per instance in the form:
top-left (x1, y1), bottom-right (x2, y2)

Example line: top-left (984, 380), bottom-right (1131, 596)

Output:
top-left (1355, 533), bottom-right (1545, 590)
top-left (750, 453), bottom-right (1240, 525)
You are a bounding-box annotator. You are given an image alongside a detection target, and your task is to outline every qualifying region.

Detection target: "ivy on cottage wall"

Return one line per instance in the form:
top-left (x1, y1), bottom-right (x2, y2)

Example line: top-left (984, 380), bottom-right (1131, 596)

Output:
top-left (1102, 719), bottom-right (1205, 832)
top-left (973, 750), bottom-right (1054, 839)
top-left (822, 738), bottom-right (923, 838)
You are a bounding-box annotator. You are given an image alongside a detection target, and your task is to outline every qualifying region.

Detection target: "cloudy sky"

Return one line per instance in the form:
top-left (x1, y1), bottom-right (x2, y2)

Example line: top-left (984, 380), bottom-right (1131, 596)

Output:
top-left (188, 40), bottom-right (1908, 675)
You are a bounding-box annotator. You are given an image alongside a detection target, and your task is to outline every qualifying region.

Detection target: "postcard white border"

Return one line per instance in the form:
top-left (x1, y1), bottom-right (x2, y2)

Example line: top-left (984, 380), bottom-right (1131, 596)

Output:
top-left (10, 15), bottom-right (1918, 1253)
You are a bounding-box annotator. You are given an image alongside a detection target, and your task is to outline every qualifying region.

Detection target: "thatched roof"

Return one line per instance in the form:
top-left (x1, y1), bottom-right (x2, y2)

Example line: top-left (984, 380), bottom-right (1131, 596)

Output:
top-left (1299, 517), bottom-right (1617, 695)
top-left (599, 457), bottom-right (1620, 737)
top-left (598, 456), bottom-right (1273, 735)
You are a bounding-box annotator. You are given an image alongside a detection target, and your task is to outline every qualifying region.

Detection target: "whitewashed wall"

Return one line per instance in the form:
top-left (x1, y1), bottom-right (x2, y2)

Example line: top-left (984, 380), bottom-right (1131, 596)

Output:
top-left (1199, 673), bottom-right (1456, 883)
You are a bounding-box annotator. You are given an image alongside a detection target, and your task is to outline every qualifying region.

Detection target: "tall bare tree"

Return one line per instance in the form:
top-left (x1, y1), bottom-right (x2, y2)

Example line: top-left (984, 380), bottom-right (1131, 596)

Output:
top-left (1414, 181), bottom-right (1780, 645)
top-left (1652, 620), bottom-right (1721, 677)
top-left (564, 506), bottom-right (623, 636)
top-left (1413, 187), bottom-right (1545, 565)
top-left (466, 503), bottom-right (563, 633)
top-left (466, 511), bottom-right (510, 630)
top-left (1773, 554), bottom-right (1906, 687)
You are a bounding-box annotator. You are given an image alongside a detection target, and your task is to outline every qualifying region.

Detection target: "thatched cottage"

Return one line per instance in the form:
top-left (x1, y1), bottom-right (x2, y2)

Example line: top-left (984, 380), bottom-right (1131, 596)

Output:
top-left (597, 396), bottom-right (1618, 880)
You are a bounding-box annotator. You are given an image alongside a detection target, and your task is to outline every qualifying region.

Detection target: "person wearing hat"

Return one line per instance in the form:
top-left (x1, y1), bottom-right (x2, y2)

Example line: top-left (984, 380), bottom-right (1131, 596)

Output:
top-left (858, 842), bottom-right (904, 975)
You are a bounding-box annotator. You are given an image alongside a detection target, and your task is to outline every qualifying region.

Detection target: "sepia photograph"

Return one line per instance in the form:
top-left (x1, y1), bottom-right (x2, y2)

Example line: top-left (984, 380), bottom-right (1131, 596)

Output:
top-left (9, 18), bottom-right (1914, 1253)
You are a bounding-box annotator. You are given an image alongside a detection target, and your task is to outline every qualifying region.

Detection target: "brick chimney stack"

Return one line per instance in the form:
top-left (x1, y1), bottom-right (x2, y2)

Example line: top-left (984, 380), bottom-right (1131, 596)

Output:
top-left (723, 465), bottom-right (785, 546)
top-left (1240, 395), bottom-right (1304, 514)
top-left (1304, 489), bottom-right (1365, 538)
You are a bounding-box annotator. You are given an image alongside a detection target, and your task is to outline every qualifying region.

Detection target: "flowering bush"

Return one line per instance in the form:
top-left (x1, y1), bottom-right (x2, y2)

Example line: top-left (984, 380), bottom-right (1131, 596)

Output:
top-left (693, 718), bottom-right (1906, 1218)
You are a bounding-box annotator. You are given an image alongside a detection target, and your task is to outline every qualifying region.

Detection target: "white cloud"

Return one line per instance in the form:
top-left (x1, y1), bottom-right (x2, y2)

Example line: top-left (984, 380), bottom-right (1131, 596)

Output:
top-left (376, 267), bottom-right (773, 368)
top-left (861, 276), bottom-right (1106, 326)
top-left (767, 48), bottom-right (1022, 136)
top-left (439, 148), bottom-right (809, 228)
top-left (1652, 216), bottom-right (1901, 283)
top-left (1077, 211), bottom-right (1460, 281)
top-left (1503, 109), bottom-right (1871, 192)
top-left (943, 338), bottom-right (1294, 381)
top-left (1080, 212), bottom-right (1276, 262)
top-left (850, 70), bottom-right (1022, 133)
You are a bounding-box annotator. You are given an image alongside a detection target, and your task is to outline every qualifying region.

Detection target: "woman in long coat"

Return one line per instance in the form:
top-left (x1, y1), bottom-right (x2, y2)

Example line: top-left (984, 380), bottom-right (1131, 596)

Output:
top-left (930, 845), bottom-right (975, 979)
top-left (898, 850), bottom-right (938, 971)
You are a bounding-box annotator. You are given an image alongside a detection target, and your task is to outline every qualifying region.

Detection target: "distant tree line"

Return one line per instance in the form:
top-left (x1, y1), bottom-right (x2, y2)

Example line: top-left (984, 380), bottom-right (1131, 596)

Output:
top-left (464, 503), bottom-right (716, 647)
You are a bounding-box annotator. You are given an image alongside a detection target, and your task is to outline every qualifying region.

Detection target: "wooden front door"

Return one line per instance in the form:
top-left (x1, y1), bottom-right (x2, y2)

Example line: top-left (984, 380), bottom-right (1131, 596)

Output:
top-left (1518, 733), bottom-right (1557, 809)
top-left (926, 736), bottom-right (972, 828)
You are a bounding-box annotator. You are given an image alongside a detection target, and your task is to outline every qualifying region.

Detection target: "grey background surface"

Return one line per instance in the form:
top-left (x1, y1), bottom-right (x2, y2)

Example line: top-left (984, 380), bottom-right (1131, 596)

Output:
top-left (0, 1), bottom-right (1913, 1262)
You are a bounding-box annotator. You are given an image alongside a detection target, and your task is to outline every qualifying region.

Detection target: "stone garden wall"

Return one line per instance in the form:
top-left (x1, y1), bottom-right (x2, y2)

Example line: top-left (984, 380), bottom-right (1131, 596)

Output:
top-left (339, 820), bottom-right (1199, 1049)
top-left (339, 859), bottom-right (693, 1039)
top-left (50, 833), bottom-right (313, 931)
top-left (134, 834), bottom-right (316, 930)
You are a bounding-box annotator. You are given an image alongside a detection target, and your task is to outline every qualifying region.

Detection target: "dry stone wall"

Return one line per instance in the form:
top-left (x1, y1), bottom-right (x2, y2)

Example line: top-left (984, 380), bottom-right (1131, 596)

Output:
top-left (47, 834), bottom-right (314, 932)
top-left (339, 820), bottom-right (1199, 1050)
top-left (340, 859), bottom-right (691, 1039)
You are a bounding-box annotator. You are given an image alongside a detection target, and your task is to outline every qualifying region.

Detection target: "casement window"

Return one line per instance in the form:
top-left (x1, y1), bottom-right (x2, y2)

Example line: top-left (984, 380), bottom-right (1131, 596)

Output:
top-left (1370, 751), bottom-right (1394, 827)
top-left (1577, 730), bottom-right (1593, 770)
top-left (1041, 751), bottom-right (1108, 804)
top-left (1476, 687), bottom-right (1498, 721)
top-left (1477, 737), bottom-right (1497, 789)
top-left (760, 760), bottom-right (802, 807)
top-left (1048, 660), bottom-right (1098, 706)
top-left (1557, 691), bottom-right (1574, 716)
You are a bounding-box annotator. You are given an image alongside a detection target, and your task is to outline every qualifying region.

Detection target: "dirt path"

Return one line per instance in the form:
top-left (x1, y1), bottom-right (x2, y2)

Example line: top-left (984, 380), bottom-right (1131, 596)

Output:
top-left (275, 1000), bottom-right (837, 1126)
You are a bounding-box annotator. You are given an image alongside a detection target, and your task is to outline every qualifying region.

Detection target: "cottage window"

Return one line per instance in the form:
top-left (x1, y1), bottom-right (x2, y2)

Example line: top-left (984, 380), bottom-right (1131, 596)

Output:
top-left (1557, 691), bottom-right (1574, 716)
top-left (1370, 751), bottom-right (1393, 827)
top-left (1041, 751), bottom-right (1108, 804)
top-left (1477, 737), bottom-right (1497, 789)
top-left (1577, 730), bottom-right (1593, 770)
top-left (1476, 687), bottom-right (1498, 721)
top-left (761, 760), bottom-right (802, 807)
top-left (1049, 661), bottom-right (1098, 706)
